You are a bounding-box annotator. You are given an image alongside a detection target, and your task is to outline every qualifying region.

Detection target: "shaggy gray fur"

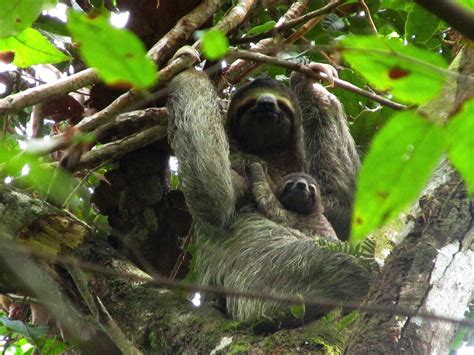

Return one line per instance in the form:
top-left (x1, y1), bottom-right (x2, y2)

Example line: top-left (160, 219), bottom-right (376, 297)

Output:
top-left (167, 69), bottom-right (369, 324)
top-left (290, 73), bottom-right (360, 240)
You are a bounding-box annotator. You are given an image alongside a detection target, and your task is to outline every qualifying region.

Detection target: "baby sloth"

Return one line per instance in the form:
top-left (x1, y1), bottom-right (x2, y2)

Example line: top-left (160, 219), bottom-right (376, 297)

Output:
top-left (249, 162), bottom-right (337, 241)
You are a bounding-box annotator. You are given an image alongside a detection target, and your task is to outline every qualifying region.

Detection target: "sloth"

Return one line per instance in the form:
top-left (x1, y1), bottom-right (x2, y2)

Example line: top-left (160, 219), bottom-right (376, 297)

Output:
top-left (167, 67), bottom-right (368, 326)
top-left (226, 69), bottom-right (359, 240)
top-left (249, 162), bottom-right (338, 241)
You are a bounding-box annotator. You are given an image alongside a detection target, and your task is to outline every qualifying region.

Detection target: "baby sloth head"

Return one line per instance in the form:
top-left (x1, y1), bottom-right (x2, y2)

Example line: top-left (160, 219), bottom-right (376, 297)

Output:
top-left (277, 173), bottom-right (322, 215)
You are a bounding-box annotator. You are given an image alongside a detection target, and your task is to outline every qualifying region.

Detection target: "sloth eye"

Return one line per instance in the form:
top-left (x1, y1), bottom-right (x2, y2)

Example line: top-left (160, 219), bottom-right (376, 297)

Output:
top-left (283, 181), bottom-right (293, 193)
top-left (309, 184), bottom-right (318, 195)
top-left (277, 102), bottom-right (295, 117)
top-left (235, 99), bottom-right (257, 118)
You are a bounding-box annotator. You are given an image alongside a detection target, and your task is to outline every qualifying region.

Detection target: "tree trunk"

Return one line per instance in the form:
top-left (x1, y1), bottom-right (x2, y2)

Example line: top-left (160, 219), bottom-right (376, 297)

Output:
top-left (345, 45), bottom-right (474, 355)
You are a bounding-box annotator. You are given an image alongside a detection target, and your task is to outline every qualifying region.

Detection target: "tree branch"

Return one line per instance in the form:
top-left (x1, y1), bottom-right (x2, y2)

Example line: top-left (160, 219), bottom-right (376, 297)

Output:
top-left (227, 48), bottom-right (406, 110)
top-left (0, 69), bottom-right (99, 114)
top-left (232, 0), bottom-right (343, 44)
top-left (414, 0), bottom-right (474, 40)
top-left (77, 125), bottom-right (167, 170)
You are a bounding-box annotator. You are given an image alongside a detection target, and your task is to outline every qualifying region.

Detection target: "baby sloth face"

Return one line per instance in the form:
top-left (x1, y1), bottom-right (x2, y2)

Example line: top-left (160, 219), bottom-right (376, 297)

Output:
top-left (278, 173), bottom-right (320, 215)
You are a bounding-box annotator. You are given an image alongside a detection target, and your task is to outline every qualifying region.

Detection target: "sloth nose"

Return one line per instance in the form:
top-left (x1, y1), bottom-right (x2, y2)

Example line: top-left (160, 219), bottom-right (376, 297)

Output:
top-left (295, 181), bottom-right (308, 190)
top-left (256, 94), bottom-right (277, 109)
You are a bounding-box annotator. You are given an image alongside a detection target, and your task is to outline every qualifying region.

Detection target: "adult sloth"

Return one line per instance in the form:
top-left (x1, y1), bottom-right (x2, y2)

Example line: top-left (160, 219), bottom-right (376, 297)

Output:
top-left (167, 67), bottom-right (367, 326)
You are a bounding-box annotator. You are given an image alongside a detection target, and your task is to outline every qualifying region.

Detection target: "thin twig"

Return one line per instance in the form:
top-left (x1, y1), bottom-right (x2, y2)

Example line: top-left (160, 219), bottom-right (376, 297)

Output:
top-left (219, 0), bottom-right (311, 89)
top-left (169, 227), bottom-right (193, 281)
top-left (227, 48), bottom-right (407, 110)
top-left (2, 241), bottom-right (473, 329)
top-left (232, 0), bottom-right (343, 44)
top-left (359, 0), bottom-right (377, 34)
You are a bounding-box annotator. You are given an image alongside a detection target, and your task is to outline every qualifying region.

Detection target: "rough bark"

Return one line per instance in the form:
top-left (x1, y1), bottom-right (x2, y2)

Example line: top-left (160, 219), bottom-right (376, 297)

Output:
top-left (345, 45), bottom-right (474, 355)
top-left (0, 184), bottom-right (355, 353)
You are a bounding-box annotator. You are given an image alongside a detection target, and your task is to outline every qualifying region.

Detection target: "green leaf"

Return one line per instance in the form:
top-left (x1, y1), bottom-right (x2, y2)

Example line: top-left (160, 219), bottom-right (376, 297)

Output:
top-left (246, 21), bottom-right (276, 36)
top-left (201, 29), bottom-right (229, 61)
top-left (0, 28), bottom-right (70, 67)
top-left (0, 144), bottom-right (78, 206)
top-left (332, 68), bottom-right (369, 117)
top-left (0, 0), bottom-right (56, 38)
top-left (67, 11), bottom-right (156, 88)
top-left (457, 0), bottom-right (474, 11)
top-left (351, 111), bottom-right (447, 242)
top-left (350, 106), bottom-right (395, 153)
top-left (380, 0), bottom-right (411, 11)
top-left (340, 35), bottom-right (448, 104)
top-left (447, 99), bottom-right (474, 195)
top-left (405, 4), bottom-right (440, 44)
top-left (0, 317), bottom-right (48, 343)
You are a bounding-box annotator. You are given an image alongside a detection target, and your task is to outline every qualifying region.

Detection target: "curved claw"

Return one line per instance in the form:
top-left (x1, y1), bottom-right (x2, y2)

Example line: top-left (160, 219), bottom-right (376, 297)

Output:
top-left (170, 45), bottom-right (201, 65)
top-left (307, 62), bottom-right (338, 87)
top-left (248, 162), bottom-right (265, 177)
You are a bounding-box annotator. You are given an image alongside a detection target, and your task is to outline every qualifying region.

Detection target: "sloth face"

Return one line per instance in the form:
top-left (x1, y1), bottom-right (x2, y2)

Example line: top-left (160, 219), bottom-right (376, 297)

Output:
top-left (278, 175), bottom-right (319, 215)
top-left (227, 77), bottom-right (300, 155)
top-left (233, 93), bottom-right (295, 153)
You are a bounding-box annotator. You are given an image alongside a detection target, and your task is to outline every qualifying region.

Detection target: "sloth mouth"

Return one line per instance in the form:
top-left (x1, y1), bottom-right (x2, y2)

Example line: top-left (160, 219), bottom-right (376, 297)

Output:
top-left (282, 191), bottom-right (313, 214)
top-left (251, 107), bottom-right (282, 120)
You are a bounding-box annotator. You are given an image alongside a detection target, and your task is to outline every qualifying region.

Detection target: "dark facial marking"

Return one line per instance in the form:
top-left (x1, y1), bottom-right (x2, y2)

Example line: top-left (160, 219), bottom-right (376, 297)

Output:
top-left (280, 176), bottom-right (316, 215)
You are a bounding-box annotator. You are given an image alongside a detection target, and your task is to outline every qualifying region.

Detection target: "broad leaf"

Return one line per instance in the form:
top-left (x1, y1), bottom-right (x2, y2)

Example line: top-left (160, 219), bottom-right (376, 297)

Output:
top-left (201, 29), bottom-right (229, 61)
top-left (67, 11), bottom-right (156, 88)
top-left (340, 35), bottom-right (448, 104)
top-left (0, 317), bottom-right (48, 343)
top-left (447, 99), bottom-right (474, 195)
top-left (352, 110), bottom-right (447, 241)
top-left (0, 0), bottom-right (57, 38)
top-left (405, 4), bottom-right (440, 44)
top-left (457, 0), bottom-right (474, 11)
top-left (0, 28), bottom-right (69, 67)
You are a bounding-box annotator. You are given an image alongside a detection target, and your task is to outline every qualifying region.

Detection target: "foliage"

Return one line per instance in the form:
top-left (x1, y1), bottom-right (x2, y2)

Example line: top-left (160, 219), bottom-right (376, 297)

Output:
top-left (0, 0), bottom-right (472, 352)
top-left (0, 28), bottom-right (70, 67)
top-left (201, 29), bottom-right (229, 60)
top-left (66, 11), bottom-right (156, 88)
top-left (0, 313), bottom-right (68, 354)
top-left (340, 35), bottom-right (448, 104)
top-left (351, 110), bottom-right (448, 240)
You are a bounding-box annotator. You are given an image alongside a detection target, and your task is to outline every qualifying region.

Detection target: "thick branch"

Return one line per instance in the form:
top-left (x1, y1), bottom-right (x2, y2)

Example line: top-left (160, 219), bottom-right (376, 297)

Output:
top-left (0, 185), bottom-right (355, 353)
top-left (78, 124), bottom-right (167, 170)
top-left (147, 0), bottom-right (229, 66)
top-left (0, 69), bottom-right (99, 114)
top-left (415, 0), bottom-right (474, 40)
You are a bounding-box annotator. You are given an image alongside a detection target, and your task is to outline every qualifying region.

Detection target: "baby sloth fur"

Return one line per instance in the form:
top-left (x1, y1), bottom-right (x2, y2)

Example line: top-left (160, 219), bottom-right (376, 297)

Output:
top-left (249, 162), bottom-right (337, 241)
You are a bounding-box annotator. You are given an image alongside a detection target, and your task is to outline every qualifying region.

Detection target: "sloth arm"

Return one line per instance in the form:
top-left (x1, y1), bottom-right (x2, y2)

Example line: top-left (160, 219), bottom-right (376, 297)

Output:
top-left (167, 69), bottom-right (239, 228)
top-left (248, 162), bottom-right (289, 223)
top-left (290, 69), bottom-right (360, 239)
